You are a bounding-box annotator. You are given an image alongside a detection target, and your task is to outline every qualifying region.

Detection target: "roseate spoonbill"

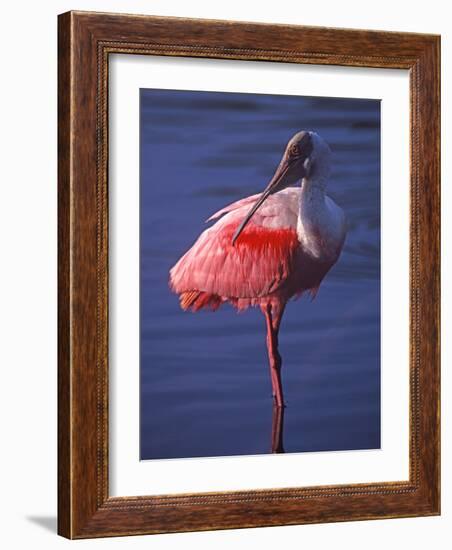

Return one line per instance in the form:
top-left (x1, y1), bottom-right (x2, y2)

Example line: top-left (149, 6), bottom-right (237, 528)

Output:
top-left (169, 131), bottom-right (346, 408)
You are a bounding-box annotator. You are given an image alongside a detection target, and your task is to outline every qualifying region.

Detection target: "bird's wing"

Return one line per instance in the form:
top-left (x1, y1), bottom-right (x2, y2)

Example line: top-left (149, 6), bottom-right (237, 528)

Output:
top-left (169, 189), bottom-right (301, 300)
top-left (206, 187), bottom-right (300, 226)
top-left (206, 193), bottom-right (260, 222)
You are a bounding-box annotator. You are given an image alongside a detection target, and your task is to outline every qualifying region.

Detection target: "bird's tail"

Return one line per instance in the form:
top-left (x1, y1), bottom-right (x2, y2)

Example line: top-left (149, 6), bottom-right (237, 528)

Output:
top-left (179, 290), bottom-right (222, 312)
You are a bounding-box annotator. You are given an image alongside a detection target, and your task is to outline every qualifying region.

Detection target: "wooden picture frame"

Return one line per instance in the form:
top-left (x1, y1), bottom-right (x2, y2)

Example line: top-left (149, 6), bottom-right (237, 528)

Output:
top-left (58, 10), bottom-right (440, 538)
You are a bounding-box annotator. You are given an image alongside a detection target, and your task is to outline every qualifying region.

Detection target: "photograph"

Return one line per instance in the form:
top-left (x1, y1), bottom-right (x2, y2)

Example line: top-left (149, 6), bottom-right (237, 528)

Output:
top-left (139, 88), bottom-right (381, 460)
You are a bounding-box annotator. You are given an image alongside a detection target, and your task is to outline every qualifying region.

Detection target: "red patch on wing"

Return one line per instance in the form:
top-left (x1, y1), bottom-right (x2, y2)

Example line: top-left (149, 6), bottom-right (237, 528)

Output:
top-left (224, 223), bottom-right (299, 254)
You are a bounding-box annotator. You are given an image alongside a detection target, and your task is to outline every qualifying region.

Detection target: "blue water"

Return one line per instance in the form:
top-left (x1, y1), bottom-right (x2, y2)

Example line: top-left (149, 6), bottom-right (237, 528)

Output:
top-left (140, 88), bottom-right (381, 460)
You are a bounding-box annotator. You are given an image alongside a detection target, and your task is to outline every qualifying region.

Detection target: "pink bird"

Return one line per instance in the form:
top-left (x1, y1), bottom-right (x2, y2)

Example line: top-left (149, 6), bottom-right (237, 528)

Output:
top-left (169, 131), bottom-right (346, 408)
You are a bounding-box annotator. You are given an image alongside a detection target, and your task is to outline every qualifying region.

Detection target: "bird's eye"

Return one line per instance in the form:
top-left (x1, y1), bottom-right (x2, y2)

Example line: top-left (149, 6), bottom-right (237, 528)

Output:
top-left (290, 144), bottom-right (299, 156)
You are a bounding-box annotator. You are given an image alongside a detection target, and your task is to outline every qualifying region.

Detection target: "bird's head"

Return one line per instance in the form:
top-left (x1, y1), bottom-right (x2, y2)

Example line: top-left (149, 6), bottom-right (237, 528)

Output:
top-left (232, 131), bottom-right (330, 245)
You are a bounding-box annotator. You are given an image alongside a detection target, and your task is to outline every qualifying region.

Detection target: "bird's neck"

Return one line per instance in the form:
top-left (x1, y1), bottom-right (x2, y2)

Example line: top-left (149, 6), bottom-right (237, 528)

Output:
top-left (300, 175), bottom-right (327, 199)
top-left (297, 176), bottom-right (327, 232)
top-left (297, 176), bottom-right (330, 260)
top-left (302, 153), bottom-right (331, 193)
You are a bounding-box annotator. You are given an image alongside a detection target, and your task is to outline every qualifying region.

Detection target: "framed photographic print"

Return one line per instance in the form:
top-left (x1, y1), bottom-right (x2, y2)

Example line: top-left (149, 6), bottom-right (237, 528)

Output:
top-left (58, 11), bottom-right (440, 538)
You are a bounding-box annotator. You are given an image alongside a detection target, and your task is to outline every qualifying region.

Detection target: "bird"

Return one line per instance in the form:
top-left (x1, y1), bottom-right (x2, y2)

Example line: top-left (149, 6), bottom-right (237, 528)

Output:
top-left (169, 131), bottom-right (346, 408)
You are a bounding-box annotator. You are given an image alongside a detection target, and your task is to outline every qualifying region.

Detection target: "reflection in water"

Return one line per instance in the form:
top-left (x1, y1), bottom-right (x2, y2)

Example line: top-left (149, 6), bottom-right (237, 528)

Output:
top-left (271, 404), bottom-right (285, 453)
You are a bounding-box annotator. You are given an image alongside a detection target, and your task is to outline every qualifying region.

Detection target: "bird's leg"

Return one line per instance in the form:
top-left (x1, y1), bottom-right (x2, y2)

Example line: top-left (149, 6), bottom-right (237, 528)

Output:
top-left (263, 303), bottom-right (286, 408)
